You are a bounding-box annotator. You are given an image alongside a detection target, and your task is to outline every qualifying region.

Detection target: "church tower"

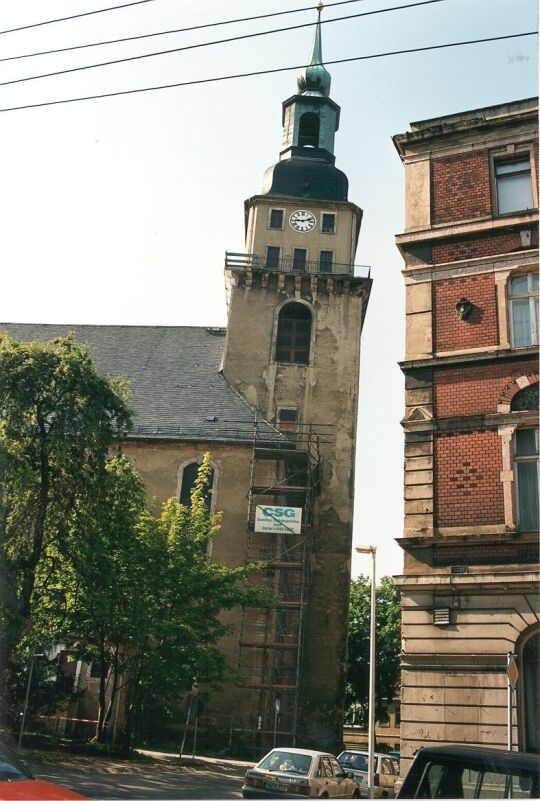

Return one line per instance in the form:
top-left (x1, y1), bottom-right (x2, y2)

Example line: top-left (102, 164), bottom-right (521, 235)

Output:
top-left (223, 7), bottom-right (372, 752)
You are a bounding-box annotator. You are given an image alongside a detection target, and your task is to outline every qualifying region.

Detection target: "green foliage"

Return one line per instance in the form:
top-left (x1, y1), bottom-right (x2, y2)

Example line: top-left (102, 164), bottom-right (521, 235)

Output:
top-left (345, 575), bottom-right (401, 725)
top-left (0, 333), bottom-right (132, 708)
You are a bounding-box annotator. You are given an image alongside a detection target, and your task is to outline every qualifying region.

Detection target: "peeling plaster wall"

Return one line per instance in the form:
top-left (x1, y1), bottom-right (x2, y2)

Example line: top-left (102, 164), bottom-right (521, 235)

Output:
top-left (222, 269), bottom-right (367, 750)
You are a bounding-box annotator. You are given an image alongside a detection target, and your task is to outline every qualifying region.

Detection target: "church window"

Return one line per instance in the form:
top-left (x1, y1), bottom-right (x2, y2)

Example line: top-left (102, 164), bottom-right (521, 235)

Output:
top-left (321, 213), bottom-right (336, 233)
top-left (513, 427), bottom-right (539, 531)
top-left (293, 249), bottom-right (307, 273)
top-left (276, 303), bottom-right (311, 365)
top-left (298, 112), bottom-right (320, 148)
top-left (269, 208), bottom-right (284, 229)
top-left (319, 250), bottom-right (333, 273)
top-left (509, 272), bottom-right (539, 347)
top-left (494, 153), bottom-right (534, 215)
top-left (266, 246), bottom-right (281, 269)
top-left (180, 461), bottom-right (215, 511)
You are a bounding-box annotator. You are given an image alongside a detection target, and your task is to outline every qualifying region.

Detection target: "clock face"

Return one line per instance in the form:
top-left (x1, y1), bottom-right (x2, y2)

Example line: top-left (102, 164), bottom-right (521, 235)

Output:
top-left (289, 209), bottom-right (316, 232)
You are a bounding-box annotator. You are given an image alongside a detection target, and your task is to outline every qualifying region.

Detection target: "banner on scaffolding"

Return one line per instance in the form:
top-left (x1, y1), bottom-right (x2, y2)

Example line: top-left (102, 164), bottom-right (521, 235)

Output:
top-left (255, 505), bottom-right (302, 534)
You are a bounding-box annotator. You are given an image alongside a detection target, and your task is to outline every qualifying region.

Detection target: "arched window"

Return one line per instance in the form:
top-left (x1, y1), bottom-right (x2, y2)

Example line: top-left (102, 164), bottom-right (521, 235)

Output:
top-left (276, 303), bottom-right (312, 365)
top-left (180, 461), bottom-right (215, 511)
top-left (298, 113), bottom-right (320, 148)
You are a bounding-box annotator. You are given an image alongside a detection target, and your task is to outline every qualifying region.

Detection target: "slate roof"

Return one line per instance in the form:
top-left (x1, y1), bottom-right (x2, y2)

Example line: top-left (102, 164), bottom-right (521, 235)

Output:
top-left (0, 323), bottom-right (282, 445)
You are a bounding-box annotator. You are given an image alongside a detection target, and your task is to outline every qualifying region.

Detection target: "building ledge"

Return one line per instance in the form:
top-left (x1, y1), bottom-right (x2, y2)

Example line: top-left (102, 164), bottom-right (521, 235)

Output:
top-left (395, 211), bottom-right (538, 254)
top-left (393, 569), bottom-right (539, 589)
top-left (400, 344), bottom-right (538, 371)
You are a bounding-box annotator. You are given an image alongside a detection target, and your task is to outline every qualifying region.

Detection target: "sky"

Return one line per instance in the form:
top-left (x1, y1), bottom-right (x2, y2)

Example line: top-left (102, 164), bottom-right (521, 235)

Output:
top-left (0, 0), bottom-right (537, 580)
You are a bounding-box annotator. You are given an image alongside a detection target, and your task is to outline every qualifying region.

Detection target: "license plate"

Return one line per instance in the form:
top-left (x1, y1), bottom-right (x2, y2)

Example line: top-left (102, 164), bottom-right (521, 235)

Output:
top-left (265, 781), bottom-right (287, 792)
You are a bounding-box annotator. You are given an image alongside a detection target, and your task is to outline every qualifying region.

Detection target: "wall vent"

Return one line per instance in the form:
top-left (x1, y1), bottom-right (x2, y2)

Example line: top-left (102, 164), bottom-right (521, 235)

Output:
top-left (433, 608), bottom-right (451, 626)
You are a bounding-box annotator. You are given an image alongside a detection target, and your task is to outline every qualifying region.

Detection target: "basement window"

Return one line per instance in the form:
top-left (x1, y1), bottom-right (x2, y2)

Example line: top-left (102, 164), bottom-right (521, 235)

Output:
top-left (433, 608), bottom-right (451, 626)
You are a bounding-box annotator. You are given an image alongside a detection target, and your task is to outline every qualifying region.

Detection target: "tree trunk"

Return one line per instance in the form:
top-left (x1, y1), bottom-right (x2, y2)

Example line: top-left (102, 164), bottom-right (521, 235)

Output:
top-left (95, 642), bottom-right (108, 743)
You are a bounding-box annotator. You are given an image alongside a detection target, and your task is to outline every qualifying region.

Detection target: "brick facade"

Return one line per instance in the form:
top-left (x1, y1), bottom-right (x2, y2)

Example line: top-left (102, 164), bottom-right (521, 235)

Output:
top-left (394, 98), bottom-right (539, 769)
top-left (434, 358), bottom-right (539, 417)
top-left (434, 429), bottom-right (504, 526)
top-left (431, 150), bottom-right (491, 224)
top-left (433, 273), bottom-right (499, 352)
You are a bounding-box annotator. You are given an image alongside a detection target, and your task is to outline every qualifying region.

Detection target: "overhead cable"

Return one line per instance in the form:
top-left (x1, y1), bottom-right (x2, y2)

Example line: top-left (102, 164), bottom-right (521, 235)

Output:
top-left (0, 0), bottom-right (455, 88)
top-left (1, 0), bottom-right (368, 62)
top-left (0, 31), bottom-right (535, 114)
top-left (0, 0), bottom-right (159, 37)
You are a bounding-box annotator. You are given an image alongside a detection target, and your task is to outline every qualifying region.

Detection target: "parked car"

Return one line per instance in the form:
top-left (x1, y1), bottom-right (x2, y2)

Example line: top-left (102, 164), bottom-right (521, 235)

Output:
top-left (242, 747), bottom-right (361, 798)
top-left (337, 751), bottom-right (400, 798)
top-left (396, 745), bottom-right (540, 799)
top-left (0, 735), bottom-right (87, 800)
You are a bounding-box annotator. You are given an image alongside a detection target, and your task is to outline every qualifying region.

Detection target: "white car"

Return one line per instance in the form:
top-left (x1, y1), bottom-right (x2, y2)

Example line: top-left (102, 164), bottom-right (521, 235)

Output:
top-left (336, 751), bottom-right (400, 798)
top-left (242, 747), bottom-right (361, 798)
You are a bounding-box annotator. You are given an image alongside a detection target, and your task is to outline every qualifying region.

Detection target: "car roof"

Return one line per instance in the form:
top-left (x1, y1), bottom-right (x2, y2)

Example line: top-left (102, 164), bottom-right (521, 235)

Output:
top-left (414, 746), bottom-right (539, 768)
top-left (339, 750), bottom-right (389, 758)
top-left (265, 748), bottom-right (334, 758)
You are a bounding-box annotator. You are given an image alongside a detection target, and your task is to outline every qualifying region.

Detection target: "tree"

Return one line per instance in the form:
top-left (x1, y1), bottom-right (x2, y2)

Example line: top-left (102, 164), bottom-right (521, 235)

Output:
top-left (345, 575), bottom-right (401, 725)
top-left (0, 333), bottom-right (131, 705)
top-left (27, 454), bottom-right (269, 749)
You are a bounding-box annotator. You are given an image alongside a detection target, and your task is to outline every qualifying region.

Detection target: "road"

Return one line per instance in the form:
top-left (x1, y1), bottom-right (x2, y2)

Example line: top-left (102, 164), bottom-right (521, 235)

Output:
top-left (29, 750), bottom-right (249, 799)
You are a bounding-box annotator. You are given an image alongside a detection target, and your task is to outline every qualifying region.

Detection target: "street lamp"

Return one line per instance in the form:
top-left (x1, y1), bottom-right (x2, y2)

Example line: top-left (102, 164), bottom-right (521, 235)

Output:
top-left (356, 545), bottom-right (376, 800)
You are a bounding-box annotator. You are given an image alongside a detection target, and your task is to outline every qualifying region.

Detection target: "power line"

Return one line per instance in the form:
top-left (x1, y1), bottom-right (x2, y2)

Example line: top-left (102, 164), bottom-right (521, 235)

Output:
top-left (0, 0), bottom-right (159, 37)
top-left (0, 0), bottom-right (455, 89)
top-left (0, 0), bottom-right (367, 63)
top-left (0, 32), bottom-right (535, 114)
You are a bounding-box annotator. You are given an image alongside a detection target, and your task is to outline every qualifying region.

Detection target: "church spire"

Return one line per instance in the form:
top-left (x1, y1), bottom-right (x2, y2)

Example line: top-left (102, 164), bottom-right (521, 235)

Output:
top-left (296, 2), bottom-right (331, 97)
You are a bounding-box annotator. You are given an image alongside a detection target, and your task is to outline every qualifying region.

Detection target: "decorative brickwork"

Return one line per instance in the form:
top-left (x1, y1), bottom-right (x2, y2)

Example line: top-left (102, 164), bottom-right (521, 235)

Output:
top-left (497, 373), bottom-right (540, 412)
top-left (434, 430), bottom-right (504, 526)
top-left (431, 151), bottom-right (491, 224)
top-left (433, 273), bottom-right (498, 352)
top-left (434, 359), bottom-right (539, 417)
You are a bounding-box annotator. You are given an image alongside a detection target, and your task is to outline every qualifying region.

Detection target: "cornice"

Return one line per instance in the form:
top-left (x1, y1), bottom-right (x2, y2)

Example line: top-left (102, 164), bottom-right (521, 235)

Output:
top-left (399, 345), bottom-right (538, 372)
top-left (396, 210), bottom-right (538, 251)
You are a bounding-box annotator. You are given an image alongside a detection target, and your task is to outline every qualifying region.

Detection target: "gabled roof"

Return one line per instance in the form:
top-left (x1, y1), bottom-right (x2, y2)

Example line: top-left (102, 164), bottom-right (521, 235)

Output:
top-left (0, 323), bottom-right (281, 445)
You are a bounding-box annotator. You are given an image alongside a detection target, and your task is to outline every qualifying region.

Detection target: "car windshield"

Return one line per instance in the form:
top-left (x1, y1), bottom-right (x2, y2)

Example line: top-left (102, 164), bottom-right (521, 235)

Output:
top-left (0, 735), bottom-right (33, 782)
top-left (258, 751), bottom-right (312, 775)
top-left (339, 752), bottom-right (370, 771)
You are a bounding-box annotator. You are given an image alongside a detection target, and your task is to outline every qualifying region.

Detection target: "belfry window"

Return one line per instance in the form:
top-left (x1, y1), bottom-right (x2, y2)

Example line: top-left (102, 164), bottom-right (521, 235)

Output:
top-left (298, 113), bottom-right (320, 148)
top-left (276, 303), bottom-right (311, 365)
top-left (180, 461), bottom-right (215, 511)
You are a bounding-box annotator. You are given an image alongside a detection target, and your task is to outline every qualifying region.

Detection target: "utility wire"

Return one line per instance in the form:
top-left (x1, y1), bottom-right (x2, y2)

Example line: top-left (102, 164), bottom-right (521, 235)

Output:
top-left (0, 0), bottom-right (454, 88)
top-left (0, 0), bottom-right (367, 62)
top-left (0, 32), bottom-right (535, 114)
top-left (0, 0), bottom-right (159, 37)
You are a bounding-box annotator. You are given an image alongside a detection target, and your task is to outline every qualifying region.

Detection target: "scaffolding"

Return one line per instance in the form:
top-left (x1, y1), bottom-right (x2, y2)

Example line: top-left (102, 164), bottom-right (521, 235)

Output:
top-left (236, 420), bottom-right (328, 749)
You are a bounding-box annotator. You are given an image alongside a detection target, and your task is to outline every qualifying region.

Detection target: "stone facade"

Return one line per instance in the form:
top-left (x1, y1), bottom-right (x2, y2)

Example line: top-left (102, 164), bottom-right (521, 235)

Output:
top-left (393, 98), bottom-right (539, 769)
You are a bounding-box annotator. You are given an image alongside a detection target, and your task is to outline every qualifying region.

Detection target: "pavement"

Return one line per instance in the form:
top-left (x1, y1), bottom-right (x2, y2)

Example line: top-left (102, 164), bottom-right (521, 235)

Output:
top-left (26, 747), bottom-right (254, 799)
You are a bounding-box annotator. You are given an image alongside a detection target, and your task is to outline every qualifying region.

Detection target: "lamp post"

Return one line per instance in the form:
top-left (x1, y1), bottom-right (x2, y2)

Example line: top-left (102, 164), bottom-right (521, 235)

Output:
top-left (356, 545), bottom-right (376, 800)
top-left (18, 647), bottom-right (46, 751)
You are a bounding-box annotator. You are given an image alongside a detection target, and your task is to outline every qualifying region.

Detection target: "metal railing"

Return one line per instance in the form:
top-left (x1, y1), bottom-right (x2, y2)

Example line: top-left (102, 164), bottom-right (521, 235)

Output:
top-left (225, 251), bottom-right (371, 278)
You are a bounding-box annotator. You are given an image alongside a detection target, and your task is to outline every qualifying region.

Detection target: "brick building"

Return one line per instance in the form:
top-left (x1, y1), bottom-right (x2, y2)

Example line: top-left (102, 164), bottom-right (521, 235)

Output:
top-left (393, 98), bottom-right (539, 767)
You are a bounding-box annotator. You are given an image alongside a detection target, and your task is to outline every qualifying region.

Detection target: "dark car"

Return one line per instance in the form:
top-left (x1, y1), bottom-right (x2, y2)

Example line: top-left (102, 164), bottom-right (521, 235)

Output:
top-left (0, 734), bottom-right (87, 800)
top-left (396, 745), bottom-right (539, 799)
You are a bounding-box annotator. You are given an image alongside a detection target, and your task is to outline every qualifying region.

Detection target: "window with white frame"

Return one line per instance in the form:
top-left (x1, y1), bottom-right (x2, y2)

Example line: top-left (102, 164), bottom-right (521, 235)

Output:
top-left (509, 272), bottom-right (539, 347)
top-left (514, 427), bottom-right (539, 531)
top-left (494, 154), bottom-right (534, 215)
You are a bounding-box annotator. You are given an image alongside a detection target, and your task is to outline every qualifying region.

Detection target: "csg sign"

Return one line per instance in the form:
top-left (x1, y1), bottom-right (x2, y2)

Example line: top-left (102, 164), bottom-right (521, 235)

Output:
top-left (255, 505), bottom-right (302, 534)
